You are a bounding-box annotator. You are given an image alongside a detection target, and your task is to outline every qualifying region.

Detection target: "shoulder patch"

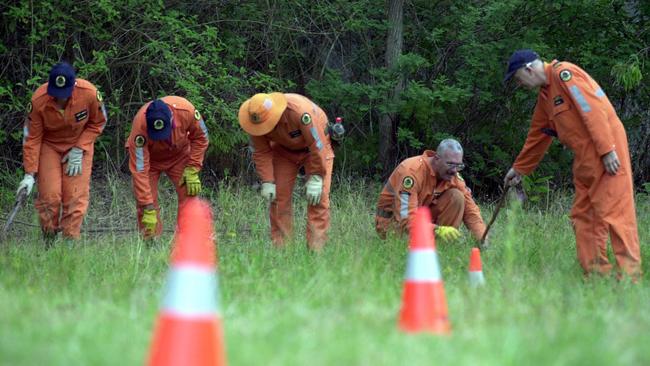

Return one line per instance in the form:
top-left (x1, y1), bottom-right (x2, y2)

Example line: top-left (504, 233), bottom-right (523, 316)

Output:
top-left (96, 90), bottom-right (103, 102)
top-left (301, 112), bottom-right (312, 125)
top-left (27, 102), bottom-right (32, 113)
top-left (194, 109), bottom-right (201, 120)
top-left (402, 176), bottom-right (415, 189)
top-left (134, 135), bottom-right (146, 147)
top-left (559, 69), bottom-right (572, 82)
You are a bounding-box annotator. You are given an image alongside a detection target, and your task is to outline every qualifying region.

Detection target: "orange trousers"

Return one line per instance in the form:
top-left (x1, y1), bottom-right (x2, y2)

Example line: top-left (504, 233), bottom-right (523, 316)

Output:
top-left (269, 145), bottom-right (334, 250)
top-left (571, 169), bottom-right (641, 278)
top-left (35, 143), bottom-right (94, 239)
top-left (375, 188), bottom-right (464, 238)
top-left (135, 155), bottom-right (189, 237)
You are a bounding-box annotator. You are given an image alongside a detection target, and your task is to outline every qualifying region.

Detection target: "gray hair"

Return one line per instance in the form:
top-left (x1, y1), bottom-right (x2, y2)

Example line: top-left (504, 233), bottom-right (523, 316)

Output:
top-left (436, 138), bottom-right (463, 155)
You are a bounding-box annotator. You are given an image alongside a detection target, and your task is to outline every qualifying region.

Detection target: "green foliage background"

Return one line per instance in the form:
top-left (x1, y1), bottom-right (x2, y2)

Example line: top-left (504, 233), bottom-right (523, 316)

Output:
top-left (0, 0), bottom-right (648, 195)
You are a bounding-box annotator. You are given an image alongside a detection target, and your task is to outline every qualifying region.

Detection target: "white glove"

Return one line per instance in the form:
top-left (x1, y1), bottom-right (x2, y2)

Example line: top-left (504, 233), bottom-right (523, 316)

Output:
top-left (17, 174), bottom-right (35, 195)
top-left (305, 175), bottom-right (323, 206)
top-left (504, 167), bottom-right (521, 187)
top-left (61, 147), bottom-right (84, 176)
top-left (261, 182), bottom-right (276, 201)
top-left (601, 150), bottom-right (620, 175)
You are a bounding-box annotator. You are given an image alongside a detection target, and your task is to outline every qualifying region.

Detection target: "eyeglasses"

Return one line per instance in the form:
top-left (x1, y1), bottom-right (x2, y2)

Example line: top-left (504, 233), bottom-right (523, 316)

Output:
top-left (445, 162), bottom-right (465, 171)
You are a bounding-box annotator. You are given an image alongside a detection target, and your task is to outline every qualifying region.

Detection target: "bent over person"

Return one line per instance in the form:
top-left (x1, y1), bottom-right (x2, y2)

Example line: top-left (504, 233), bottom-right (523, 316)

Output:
top-left (502, 49), bottom-right (641, 279)
top-left (126, 97), bottom-right (209, 238)
top-left (238, 93), bottom-right (335, 251)
top-left (375, 139), bottom-right (487, 245)
top-left (17, 62), bottom-right (107, 243)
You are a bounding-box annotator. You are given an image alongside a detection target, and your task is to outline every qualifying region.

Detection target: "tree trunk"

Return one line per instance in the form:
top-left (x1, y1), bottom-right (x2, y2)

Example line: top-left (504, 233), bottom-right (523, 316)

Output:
top-left (379, 0), bottom-right (404, 178)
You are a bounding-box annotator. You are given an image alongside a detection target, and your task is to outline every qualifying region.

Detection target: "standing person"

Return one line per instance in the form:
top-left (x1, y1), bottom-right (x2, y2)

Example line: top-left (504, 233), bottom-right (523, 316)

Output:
top-left (375, 139), bottom-right (487, 245)
top-left (126, 97), bottom-right (209, 238)
top-left (238, 93), bottom-right (335, 251)
top-left (17, 62), bottom-right (107, 243)
top-left (503, 49), bottom-right (641, 279)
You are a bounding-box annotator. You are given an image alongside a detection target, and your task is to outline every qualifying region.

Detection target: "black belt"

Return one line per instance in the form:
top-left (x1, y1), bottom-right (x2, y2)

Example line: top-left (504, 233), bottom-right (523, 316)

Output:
top-left (376, 209), bottom-right (393, 219)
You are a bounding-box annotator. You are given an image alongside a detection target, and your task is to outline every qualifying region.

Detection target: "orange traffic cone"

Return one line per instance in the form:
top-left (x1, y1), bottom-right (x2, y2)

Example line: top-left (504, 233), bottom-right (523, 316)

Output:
top-left (398, 206), bottom-right (451, 335)
top-left (148, 198), bottom-right (226, 366)
top-left (468, 248), bottom-right (485, 287)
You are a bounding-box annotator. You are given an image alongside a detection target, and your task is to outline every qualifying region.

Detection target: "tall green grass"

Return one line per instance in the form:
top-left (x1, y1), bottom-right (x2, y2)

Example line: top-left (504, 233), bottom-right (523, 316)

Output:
top-left (1, 177), bottom-right (648, 365)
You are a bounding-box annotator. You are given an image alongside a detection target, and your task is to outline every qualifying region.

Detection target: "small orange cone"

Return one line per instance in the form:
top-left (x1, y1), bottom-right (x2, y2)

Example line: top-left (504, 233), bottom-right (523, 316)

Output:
top-left (398, 206), bottom-right (451, 335)
top-left (148, 198), bottom-right (226, 366)
top-left (468, 248), bottom-right (485, 287)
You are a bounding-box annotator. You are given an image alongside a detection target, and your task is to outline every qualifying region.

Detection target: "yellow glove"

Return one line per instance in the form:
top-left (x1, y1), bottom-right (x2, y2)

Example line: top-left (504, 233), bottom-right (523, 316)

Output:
top-left (435, 225), bottom-right (461, 241)
top-left (141, 208), bottom-right (158, 236)
top-left (180, 166), bottom-right (202, 196)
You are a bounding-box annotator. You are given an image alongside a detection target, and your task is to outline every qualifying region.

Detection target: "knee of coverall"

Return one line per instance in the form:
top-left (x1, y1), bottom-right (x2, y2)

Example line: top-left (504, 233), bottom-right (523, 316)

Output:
top-left (375, 216), bottom-right (390, 239)
top-left (432, 188), bottom-right (465, 228)
top-left (35, 192), bottom-right (61, 233)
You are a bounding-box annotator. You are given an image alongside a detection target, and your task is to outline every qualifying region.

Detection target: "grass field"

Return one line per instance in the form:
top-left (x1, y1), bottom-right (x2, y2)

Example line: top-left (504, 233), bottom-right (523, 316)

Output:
top-left (1, 177), bottom-right (649, 366)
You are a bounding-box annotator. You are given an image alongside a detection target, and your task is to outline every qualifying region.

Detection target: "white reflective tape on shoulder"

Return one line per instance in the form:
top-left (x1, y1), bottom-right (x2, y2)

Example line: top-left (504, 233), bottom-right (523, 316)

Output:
top-left (595, 88), bottom-right (606, 98)
top-left (199, 119), bottom-right (209, 138)
top-left (309, 126), bottom-right (323, 150)
top-left (569, 85), bottom-right (591, 113)
top-left (400, 192), bottom-right (409, 218)
top-left (405, 249), bottom-right (441, 282)
top-left (162, 265), bottom-right (219, 318)
top-left (23, 126), bottom-right (29, 144)
top-left (135, 147), bottom-right (145, 172)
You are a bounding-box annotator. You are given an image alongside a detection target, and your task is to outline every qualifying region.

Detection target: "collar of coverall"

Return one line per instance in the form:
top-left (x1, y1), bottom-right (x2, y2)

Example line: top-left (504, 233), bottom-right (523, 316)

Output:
top-left (422, 150), bottom-right (437, 178)
top-left (543, 60), bottom-right (560, 88)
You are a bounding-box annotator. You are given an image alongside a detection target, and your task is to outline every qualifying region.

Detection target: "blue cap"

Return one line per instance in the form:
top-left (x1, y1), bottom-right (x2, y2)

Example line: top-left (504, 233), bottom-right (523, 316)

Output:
top-left (146, 99), bottom-right (172, 141)
top-left (47, 62), bottom-right (76, 99)
top-left (503, 49), bottom-right (540, 82)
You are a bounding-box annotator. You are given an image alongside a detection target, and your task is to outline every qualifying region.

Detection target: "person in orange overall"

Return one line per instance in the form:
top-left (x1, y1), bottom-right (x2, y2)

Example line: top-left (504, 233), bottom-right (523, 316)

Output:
top-left (126, 97), bottom-right (209, 238)
top-left (375, 139), bottom-right (487, 245)
top-left (17, 62), bottom-right (107, 242)
top-left (238, 93), bottom-right (335, 251)
top-left (503, 49), bottom-right (642, 279)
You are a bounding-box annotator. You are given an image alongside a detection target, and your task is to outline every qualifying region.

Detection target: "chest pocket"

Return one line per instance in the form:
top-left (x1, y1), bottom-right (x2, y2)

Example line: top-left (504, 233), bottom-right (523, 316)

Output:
top-left (551, 102), bottom-right (571, 123)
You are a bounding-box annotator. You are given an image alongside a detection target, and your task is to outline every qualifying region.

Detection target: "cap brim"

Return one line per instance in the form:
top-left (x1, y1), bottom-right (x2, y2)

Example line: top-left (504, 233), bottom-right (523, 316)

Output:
top-left (47, 84), bottom-right (73, 99)
top-left (503, 69), bottom-right (517, 83)
top-left (238, 93), bottom-right (287, 136)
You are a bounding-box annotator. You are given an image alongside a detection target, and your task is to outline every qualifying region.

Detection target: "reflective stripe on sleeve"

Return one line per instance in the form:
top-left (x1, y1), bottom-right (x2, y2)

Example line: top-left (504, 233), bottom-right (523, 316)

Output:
top-left (199, 119), bottom-right (209, 138)
top-left (595, 88), bottom-right (606, 98)
top-left (135, 147), bottom-right (145, 172)
top-left (405, 249), bottom-right (441, 282)
top-left (400, 192), bottom-right (410, 218)
top-left (162, 265), bottom-right (219, 318)
top-left (102, 104), bottom-right (108, 131)
top-left (23, 126), bottom-right (28, 145)
top-left (569, 85), bottom-right (592, 113)
top-left (309, 126), bottom-right (323, 151)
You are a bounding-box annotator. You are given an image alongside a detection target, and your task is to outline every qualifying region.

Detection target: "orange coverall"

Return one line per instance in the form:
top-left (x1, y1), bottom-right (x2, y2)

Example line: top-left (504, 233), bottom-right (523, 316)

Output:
top-left (512, 60), bottom-right (641, 277)
top-left (375, 150), bottom-right (486, 240)
top-left (249, 94), bottom-right (334, 250)
top-left (126, 96), bottom-right (209, 236)
top-left (22, 79), bottom-right (107, 238)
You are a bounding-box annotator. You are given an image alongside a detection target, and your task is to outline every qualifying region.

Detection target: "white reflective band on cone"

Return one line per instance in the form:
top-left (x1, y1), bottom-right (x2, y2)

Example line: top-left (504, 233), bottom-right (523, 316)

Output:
top-left (405, 249), bottom-right (441, 282)
top-left (469, 271), bottom-right (485, 286)
top-left (162, 265), bottom-right (219, 318)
